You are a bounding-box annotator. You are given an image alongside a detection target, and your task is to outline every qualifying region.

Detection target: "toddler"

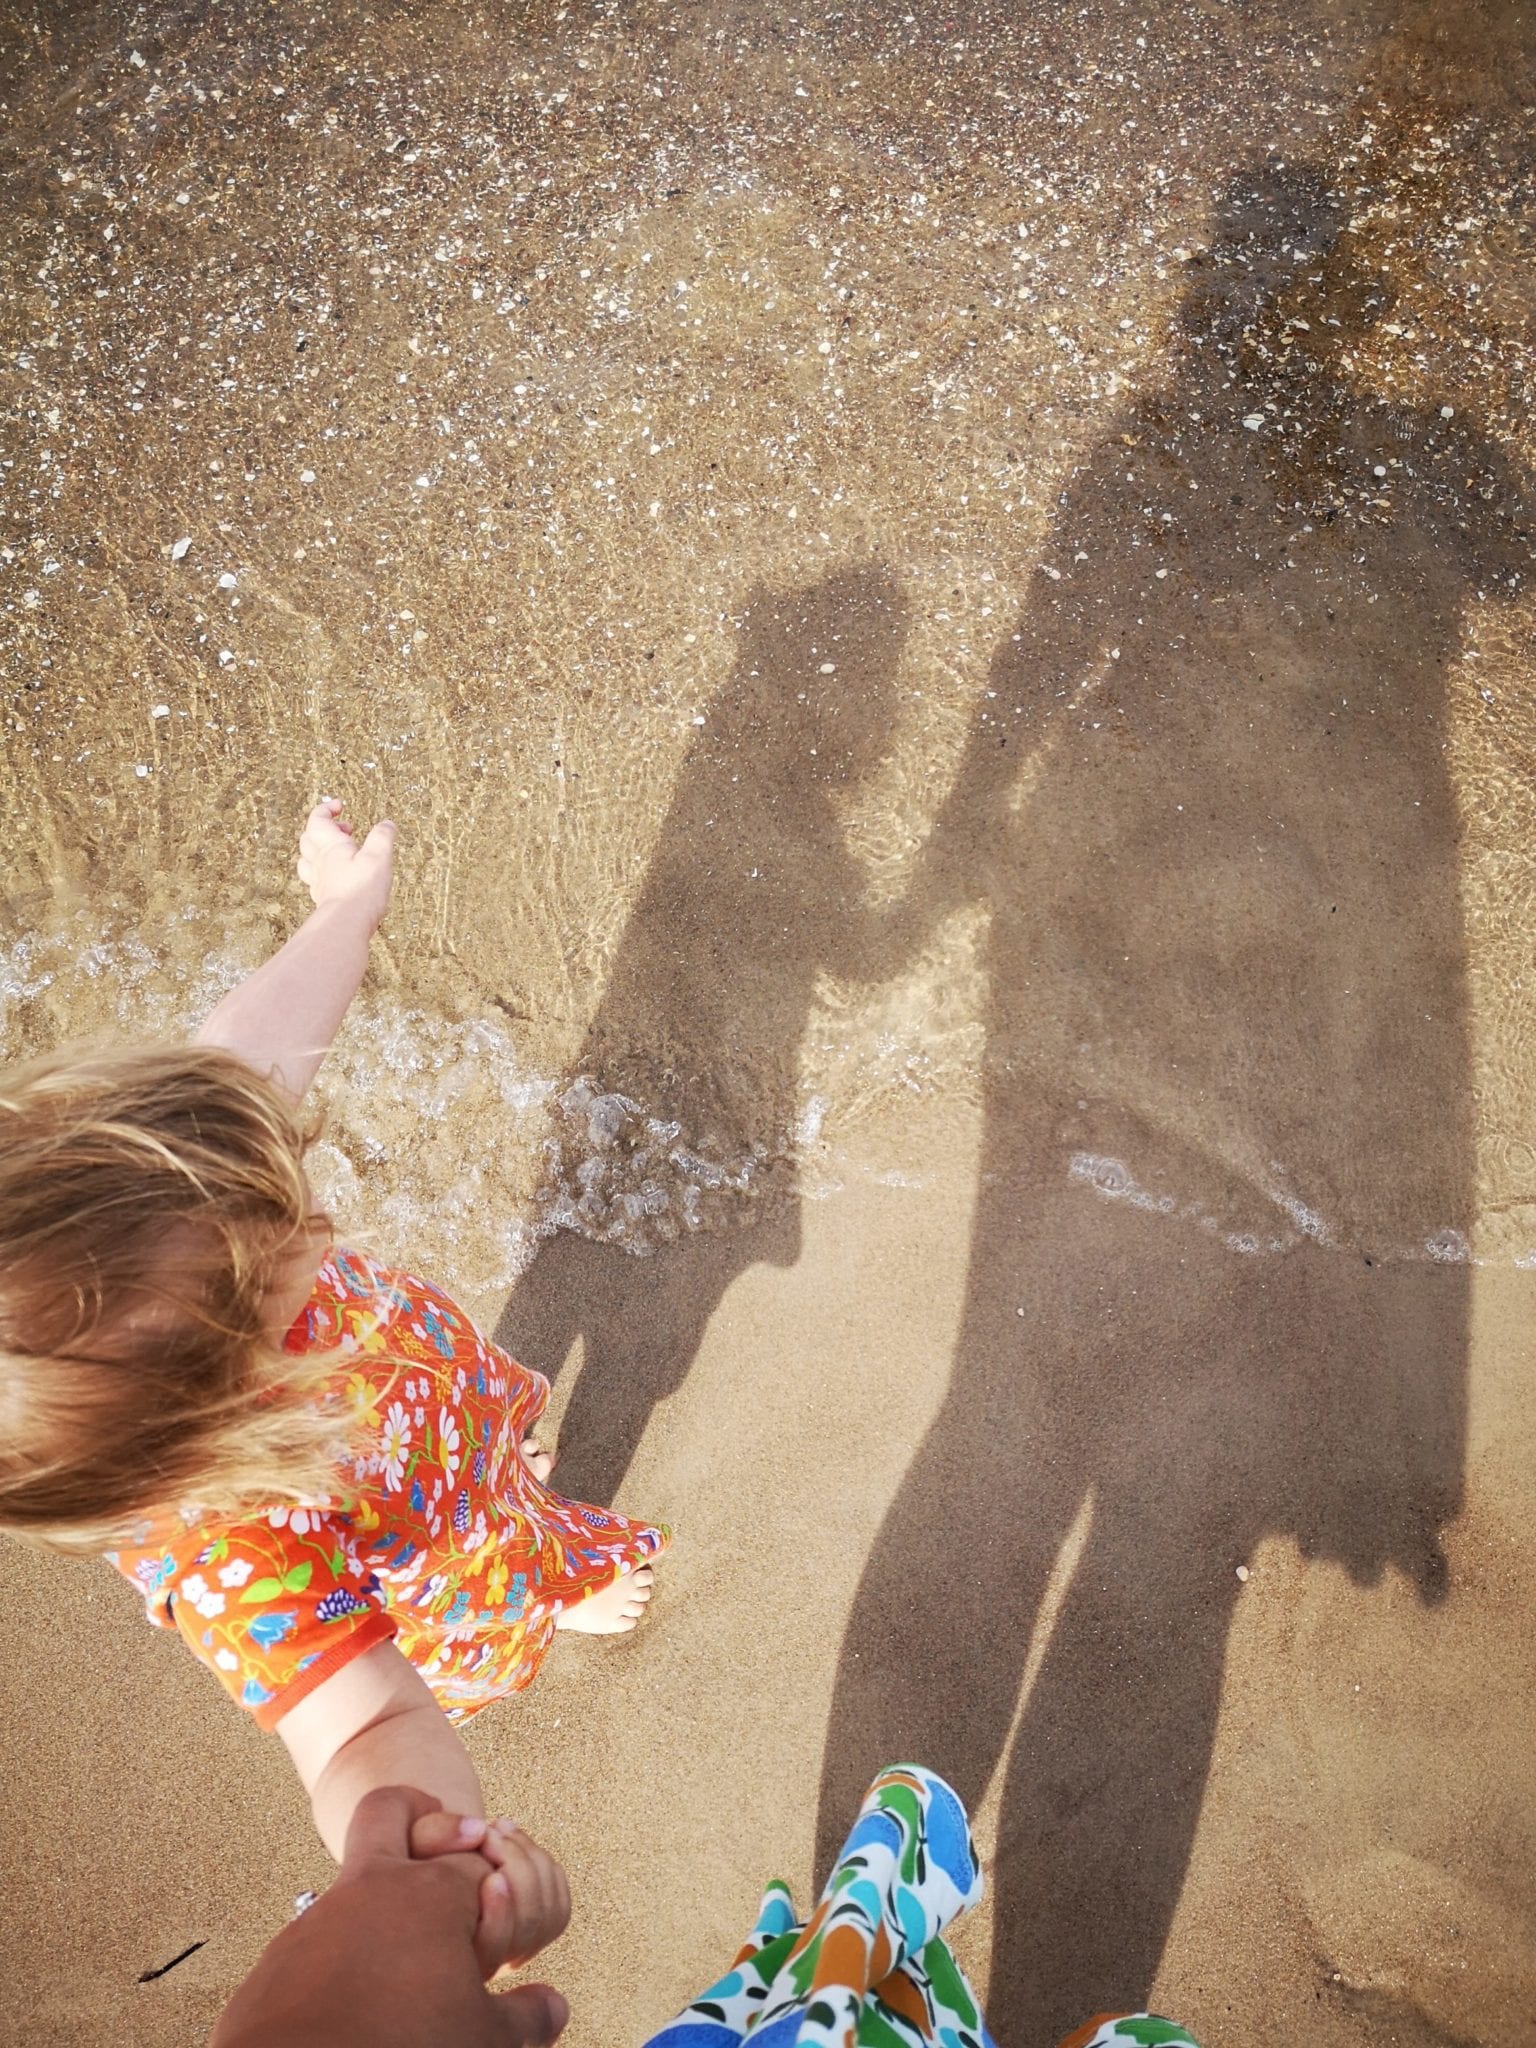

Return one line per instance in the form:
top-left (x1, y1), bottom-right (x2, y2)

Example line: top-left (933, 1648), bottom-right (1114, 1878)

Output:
top-left (0, 801), bottom-right (666, 1855)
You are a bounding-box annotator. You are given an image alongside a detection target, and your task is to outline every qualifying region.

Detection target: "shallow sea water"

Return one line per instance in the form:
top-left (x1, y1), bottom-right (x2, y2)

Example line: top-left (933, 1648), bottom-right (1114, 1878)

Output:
top-left (1, 0), bottom-right (1533, 1292)
top-left (2, 1), bottom-right (1536, 2043)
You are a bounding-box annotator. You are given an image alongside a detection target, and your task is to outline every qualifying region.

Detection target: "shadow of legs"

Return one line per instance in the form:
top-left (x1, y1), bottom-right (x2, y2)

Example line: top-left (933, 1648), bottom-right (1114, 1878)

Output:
top-left (815, 1444), bottom-right (1073, 1884)
top-left (986, 1505), bottom-right (1238, 2044)
top-left (495, 1212), bottom-right (797, 1505)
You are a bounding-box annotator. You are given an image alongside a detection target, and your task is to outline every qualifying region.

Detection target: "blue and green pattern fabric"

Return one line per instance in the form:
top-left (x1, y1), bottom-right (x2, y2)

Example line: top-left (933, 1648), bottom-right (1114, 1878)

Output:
top-left (640, 1764), bottom-right (1203, 2048)
top-left (1056, 2021), bottom-right (1202, 2048)
top-left (641, 1764), bottom-right (992, 2047)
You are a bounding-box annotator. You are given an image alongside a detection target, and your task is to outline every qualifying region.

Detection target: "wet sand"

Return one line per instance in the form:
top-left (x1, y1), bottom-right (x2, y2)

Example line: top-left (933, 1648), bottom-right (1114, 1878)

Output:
top-left (2, 0), bottom-right (1536, 2042)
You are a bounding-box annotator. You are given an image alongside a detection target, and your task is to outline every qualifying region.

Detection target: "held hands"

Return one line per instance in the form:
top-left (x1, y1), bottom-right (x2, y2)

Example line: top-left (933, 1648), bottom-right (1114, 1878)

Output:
top-left (408, 1809), bottom-right (572, 1978)
top-left (210, 1788), bottom-right (569, 2048)
top-left (297, 797), bottom-right (397, 931)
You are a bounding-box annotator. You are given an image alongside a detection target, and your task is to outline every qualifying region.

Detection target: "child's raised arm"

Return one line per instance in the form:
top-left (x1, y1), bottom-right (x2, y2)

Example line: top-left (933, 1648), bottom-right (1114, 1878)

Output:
top-left (194, 799), bottom-right (396, 1105)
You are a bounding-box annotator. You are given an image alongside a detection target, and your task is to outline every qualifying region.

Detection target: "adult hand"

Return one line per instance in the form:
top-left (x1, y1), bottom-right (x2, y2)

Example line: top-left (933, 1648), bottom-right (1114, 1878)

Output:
top-left (210, 1787), bottom-right (569, 2048)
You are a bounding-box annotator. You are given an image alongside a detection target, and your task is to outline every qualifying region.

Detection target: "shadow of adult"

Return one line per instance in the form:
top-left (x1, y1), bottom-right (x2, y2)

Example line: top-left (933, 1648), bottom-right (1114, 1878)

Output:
top-left (818, 162), bottom-right (1532, 2039)
top-left (495, 564), bottom-right (911, 1506)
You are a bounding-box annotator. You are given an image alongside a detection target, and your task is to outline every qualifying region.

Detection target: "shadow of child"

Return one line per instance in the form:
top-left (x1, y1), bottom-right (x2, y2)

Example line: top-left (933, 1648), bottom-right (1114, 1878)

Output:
top-left (496, 563), bottom-right (913, 1507)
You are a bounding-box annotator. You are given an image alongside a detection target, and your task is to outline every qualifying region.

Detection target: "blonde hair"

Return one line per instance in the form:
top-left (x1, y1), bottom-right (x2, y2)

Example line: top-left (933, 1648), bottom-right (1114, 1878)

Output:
top-left (0, 1045), bottom-right (356, 1556)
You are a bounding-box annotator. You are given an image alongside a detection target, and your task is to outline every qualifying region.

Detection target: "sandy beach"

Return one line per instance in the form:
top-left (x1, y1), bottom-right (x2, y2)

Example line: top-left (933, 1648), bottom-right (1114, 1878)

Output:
top-left (2, 0), bottom-right (1535, 2041)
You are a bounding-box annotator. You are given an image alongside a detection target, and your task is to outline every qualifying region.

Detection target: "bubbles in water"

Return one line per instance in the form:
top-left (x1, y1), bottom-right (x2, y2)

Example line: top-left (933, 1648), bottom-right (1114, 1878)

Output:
top-left (306, 1138), bottom-right (360, 1216)
top-left (1068, 1152), bottom-right (1173, 1213)
top-left (1085, 1154), bottom-right (1130, 1195)
top-left (1267, 1187), bottom-right (1334, 1248)
top-left (533, 1076), bottom-right (776, 1253)
top-left (0, 935), bottom-right (59, 1011)
top-left (1068, 1140), bottom-right (1495, 1270)
top-left (1425, 1228), bottom-right (1470, 1264)
top-left (795, 1094), bottom-right (830, 1148)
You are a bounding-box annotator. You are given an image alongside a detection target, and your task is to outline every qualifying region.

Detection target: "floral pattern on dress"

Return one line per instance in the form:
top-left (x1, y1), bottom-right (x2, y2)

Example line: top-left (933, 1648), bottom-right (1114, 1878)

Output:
top-left (108, 1247), bottom-right (669, 1729)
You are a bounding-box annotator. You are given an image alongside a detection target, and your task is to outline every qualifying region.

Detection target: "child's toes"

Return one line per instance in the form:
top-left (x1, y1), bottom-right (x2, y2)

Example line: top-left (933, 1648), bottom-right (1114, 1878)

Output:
top-left (553, 1559), bottom-right (659, 1635)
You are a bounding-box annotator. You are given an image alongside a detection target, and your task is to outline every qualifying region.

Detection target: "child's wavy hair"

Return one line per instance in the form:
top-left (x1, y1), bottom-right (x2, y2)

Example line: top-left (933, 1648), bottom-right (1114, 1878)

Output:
top-left (0, 1044), bottom-right (356, 1556)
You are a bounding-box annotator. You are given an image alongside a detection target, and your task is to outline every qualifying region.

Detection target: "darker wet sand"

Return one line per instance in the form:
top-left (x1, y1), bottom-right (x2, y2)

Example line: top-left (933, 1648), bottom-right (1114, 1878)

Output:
top-left (3, 1), bottom-right (1536, 2043)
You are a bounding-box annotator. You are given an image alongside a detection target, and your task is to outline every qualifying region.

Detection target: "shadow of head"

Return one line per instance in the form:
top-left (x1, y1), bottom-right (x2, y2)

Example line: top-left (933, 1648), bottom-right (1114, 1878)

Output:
top-left (1178, 157), bottom-right (1398, 364)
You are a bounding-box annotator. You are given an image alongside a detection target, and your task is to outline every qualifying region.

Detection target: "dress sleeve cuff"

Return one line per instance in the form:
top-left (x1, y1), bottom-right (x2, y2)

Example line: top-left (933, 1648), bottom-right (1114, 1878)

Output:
top-left (254, 1610), bottom-right (399, 1731)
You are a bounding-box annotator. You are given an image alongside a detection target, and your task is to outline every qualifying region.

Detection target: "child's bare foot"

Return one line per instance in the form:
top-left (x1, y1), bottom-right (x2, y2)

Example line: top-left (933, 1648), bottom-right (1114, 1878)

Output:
top-left (554, 1563), bottom-right (655, 1635)
top-left (520, 1434), bottom-right (556, 1483)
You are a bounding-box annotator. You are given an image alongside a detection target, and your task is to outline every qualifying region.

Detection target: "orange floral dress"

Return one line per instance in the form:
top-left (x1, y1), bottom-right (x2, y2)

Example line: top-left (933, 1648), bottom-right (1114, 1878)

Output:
top-left (108, 1247), bottom-right (669, 1730)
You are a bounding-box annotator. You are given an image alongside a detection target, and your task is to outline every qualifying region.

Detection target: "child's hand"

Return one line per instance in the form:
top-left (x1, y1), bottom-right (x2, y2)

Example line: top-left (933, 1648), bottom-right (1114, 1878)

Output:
top-left (409, 1811), bottom-right (572, 1979)
top-left (297, 798), bottom-right (397, 930)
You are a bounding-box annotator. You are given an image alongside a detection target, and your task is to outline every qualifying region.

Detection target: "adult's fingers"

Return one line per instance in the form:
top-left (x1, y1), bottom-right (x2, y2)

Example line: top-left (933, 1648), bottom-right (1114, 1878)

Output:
top-left (406, 1806), bottom-right (499, 1970)
top-left (341, 1784), bottom-right (445, 1869)
top-left (409, 1809), bottom-right (490, 1861)
top-left (490, 1984), bottom-right (570, 2046)
top-left (404, 1816), bottom-right (551, 1976)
